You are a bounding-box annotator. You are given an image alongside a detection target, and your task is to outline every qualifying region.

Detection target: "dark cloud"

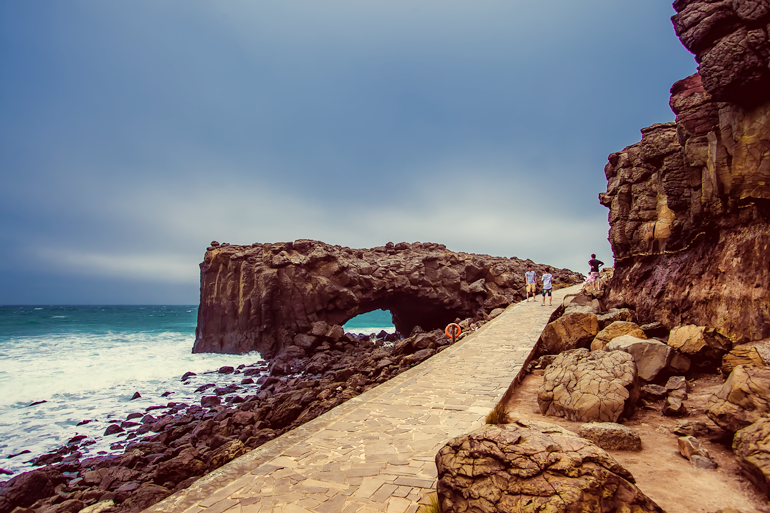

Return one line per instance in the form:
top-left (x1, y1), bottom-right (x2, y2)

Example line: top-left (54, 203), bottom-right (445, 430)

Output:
top-left (0, 1), bottom-right (696, 303)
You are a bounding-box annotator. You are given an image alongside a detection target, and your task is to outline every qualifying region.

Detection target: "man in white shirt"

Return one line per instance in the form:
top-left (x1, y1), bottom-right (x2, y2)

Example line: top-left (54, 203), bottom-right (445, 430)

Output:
top-left (541, 267), bottom-right (553, 306)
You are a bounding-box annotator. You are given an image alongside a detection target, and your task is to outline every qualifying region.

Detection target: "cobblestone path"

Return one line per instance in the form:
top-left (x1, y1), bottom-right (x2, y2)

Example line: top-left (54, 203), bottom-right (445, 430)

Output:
top-left (144, 285), bottom-right (581, 513)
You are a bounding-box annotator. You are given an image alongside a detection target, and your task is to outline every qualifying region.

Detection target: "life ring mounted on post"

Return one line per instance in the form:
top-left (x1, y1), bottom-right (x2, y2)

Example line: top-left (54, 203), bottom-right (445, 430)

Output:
top-left (445, 323), bottom-right (462, 342)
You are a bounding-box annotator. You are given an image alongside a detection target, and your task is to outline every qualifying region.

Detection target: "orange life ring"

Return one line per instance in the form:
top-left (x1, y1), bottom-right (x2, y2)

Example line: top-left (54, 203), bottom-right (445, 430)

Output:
top-left (445, 323), bottom-right (462, 339)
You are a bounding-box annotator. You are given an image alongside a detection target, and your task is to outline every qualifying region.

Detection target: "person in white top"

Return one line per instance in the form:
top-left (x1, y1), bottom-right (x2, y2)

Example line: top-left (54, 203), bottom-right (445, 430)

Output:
top-left (524, 267), bottom-right (536, 302)
top-left (541, 267), bottom-right (553, 306)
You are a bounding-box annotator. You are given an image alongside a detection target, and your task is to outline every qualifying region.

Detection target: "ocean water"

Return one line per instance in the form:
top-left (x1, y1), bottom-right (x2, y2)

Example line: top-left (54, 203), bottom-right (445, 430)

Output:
top-left (0, 305), bottom-right (394, 477)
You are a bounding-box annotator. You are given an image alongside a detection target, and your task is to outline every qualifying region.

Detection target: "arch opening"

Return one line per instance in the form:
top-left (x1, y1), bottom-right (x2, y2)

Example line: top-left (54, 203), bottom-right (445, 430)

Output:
top-left (343, 309), bottom-right (396, 337)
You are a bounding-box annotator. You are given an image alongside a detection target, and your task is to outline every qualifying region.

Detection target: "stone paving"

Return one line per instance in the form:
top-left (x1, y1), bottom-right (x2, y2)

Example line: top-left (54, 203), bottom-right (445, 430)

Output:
top-left (144, 285), bottom-right (581, 513)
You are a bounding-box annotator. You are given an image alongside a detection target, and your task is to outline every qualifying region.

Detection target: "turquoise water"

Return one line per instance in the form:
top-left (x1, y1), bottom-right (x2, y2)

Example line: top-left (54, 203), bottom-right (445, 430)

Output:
top-left (342, 309), bottom-right (395, 334)
top-left (0, 305), bottom-right (394, 476)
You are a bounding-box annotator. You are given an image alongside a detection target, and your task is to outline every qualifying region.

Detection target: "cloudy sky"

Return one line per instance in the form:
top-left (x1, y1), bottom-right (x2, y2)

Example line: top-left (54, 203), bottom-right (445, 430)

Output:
top-left (1, 1), bottom-right (696, 304)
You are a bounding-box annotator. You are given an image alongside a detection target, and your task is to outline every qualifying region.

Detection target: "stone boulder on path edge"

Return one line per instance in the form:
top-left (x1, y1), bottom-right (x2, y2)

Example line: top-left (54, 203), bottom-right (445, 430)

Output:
top-left (538, 348), bottom-right (640, 422)
top-left (707, 364), bottom-right (770, 433)
top-left (435, 420), bottom-right (663, 513)
top-left (539, 312), bottom-right (599, 355)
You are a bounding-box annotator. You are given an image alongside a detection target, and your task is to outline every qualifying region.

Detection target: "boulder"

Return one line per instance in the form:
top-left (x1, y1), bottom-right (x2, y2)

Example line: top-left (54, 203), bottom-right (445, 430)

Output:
top-left (563, 293), bottom-right (604, 315)
top-left (578, 422), bottom-right (642, 451)
top-left (663, 396), bottom-right (687, 417)
top-left (607, 335), bottom-right (672, 382)
top-left (678, 435), bottom-right (710, 460)
top-left (153, 447), bottom-right (206, 486)
top-left (539, 313), bottom-right (599, 355)
top-left (114, 484), bottom-right (171, 513)
top-left (733, 417), bottom-right (770, 496)
top-left (537, 349), bottom-right (639, 422)
top-left (667, 325), bottom-right (731, 370)
top-left (591, 321), bottom-right (646, 351)
top-left (0, 467), bottom-right (64, 513)
top-left (707, 365), bottom-right (770, 432)
top-left (435, 421), bottom-right (663, 513)
top-left (722, 341), bottom-right (770, 375)
top-left (596, 308), bottom-right (636, 329)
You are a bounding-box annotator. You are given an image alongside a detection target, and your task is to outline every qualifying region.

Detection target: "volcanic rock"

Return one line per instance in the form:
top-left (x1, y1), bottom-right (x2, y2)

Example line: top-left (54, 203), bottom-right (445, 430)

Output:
top-left (578, 422), bottom-right (642, 451)
top-left (539, 312), bottom-right (599, 355)
top-left (722, 340), bottom-right (770, 374)
top-left (591, 321), bottom-right (646, 351)
top-left (667, 325), bottom-right (731, 369)
top-left (600, 67), bottom-right (770, 345)
top-left (597, 308), bottom-right (637, 329)
top-left (607, 335), bottom-right (672, 382)
top-left (435, 420), bottom-right (663, 513)
top-left (707, 364), bottom-right (770, 432)
top-left (0, 467), bottom-right (64, 513)
top-left (733, 417), bottom-right (770, 495)
top-left (537, 348), bottom-right (639, 422)
top-left (194, 240), bottom-right (581, 355)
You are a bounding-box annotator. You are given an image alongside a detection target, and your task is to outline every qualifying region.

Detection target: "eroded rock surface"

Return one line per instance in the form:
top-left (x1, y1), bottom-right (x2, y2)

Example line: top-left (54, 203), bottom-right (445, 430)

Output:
top-left (539, 312), bottom-right (599, 356)
top-left (733, 417), bottom-right (770, 496)
top-left (591, 321), bottom-right (646, 351)
top-left (707, 364), bottom-right (770, 432)
top-left (608, 335), bottom-right (672, 382)
top-left (537, 349), bottom-right (639, 422)
top-left (195, 240), bottom-right (581, 356)
top-left (435, 421), bottom-right (663, 513)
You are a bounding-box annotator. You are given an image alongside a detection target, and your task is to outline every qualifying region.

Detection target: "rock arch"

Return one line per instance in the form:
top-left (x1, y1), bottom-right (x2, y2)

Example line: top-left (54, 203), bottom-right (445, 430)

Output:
top-left (193, 240), bottom-right (581, 357)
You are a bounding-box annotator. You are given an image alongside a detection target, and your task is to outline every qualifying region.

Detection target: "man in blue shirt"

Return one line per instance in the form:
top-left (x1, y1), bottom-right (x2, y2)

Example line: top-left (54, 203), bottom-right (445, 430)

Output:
top-left (524, 266), bottom-right (536, 302)
top-left (541, 267), bottom-right (553, 306)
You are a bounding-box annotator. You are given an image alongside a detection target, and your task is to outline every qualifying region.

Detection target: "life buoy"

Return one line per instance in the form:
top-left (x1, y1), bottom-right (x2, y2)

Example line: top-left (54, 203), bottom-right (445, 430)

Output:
top-left (445, 323), bottom-right (462, 339)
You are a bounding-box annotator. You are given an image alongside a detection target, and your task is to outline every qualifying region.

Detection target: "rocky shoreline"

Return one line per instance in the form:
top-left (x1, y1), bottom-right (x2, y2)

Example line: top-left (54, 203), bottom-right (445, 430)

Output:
top-left (0, 313), bottom-right (505, 513)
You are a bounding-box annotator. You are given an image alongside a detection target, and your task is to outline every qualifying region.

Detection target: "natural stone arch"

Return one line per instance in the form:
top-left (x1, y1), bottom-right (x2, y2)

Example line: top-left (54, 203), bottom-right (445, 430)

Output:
top-left (194, 239), bottom-right (582, 357)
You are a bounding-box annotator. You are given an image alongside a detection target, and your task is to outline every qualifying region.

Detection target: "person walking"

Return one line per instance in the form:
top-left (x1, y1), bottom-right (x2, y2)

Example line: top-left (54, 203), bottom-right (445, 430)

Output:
top-left (585, 254), bottom-right (604, 292)
top-left (524, 266), bottom-right (537, 302)
top-left (541, 267), bottom-right (553, 306)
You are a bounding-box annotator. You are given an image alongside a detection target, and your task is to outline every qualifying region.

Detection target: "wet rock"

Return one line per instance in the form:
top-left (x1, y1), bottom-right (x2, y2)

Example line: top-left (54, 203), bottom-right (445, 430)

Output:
top-left (591, 321), bottom-right (646, 351)
top-left (539, 312), bottom-right (599, 355)
top-left (181, 371), bottom-right (197, 381)
top-left (537, 348), bottom-right (639, 422)
top-left (201, 396), bottom-right (221, 408)
top-left (218, 366), bottom-right (234, 374)
top-left (607, 335), bottom-right (672, 382)
top-left (435, 421), bottom-right (663, 513)
top-left (733, 417), bottom-right (770, 495)
top-left (578, 422), bottom-right (642, 451)
top-left (130, 392), bottom-right (141, 400)
top-left (0, 467), bottom-right (64, 513)
top-left (104, 424), bottom-right (124, 436)
top-left (707, 365), bottom-right (770, 432)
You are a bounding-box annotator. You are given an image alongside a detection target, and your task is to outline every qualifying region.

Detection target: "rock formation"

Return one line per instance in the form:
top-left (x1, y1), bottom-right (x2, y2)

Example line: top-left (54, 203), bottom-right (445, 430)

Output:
top-left (194, 240), bottom-right (581, 356)
top-left (435, 420), bottom-right (663, 513)
top-left (600, 2), bottom-right (770, 344)
top-left (707, 364), bottom-right (770, 432)
top-left (537, 348), bottom-right (640, 422)
top-left (733, 417), bottom-right (770, 494)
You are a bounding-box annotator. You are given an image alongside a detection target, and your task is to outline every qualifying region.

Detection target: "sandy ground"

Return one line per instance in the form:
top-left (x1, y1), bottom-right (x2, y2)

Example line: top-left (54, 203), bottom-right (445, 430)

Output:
top-left (505, 372), bottom-right (769, 513)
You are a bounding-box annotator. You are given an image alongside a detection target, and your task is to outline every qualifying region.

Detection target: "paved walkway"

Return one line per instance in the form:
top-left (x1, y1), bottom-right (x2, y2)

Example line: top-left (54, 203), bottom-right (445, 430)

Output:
top-left (145, 285), bottom-right (580, 513)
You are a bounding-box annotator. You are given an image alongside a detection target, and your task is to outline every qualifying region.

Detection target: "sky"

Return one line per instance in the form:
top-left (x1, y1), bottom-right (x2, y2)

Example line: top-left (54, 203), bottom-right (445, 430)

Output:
top-left (0, 1), bottom-right (697, 305)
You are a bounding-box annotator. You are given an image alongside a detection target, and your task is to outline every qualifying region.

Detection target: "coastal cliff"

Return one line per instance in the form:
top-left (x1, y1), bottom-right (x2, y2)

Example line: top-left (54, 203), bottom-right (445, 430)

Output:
top-left (601, 0), bottom-right (770, 343)
top-left (194, 240), bottom-right (582, 356)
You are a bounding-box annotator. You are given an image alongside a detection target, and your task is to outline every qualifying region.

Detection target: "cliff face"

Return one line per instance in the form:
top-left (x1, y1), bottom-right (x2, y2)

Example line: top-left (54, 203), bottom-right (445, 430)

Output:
top-left (194, 240), bottom-right (582, 356)
top-left (600, 1), bottom-right (770, 343)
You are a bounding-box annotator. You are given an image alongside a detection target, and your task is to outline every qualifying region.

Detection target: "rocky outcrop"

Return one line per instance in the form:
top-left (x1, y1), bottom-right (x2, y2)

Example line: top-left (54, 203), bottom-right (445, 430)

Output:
top-left (539, 312), bottom-right (599, 355)
top-left (707, 364), bottom-right (770, 432)
top-left (435, 420), bottom-right (663, 513)
top-left (733, 417), bottom-right (770, 495)
top-left (537, 349), bottom-right (640, 422)
top-left (672, 0), bottom-right (770, 107)
top-left (194, 240), bottom-right (581, 356)
top-left (591, 321), bottom-right (646, 351)
top-left (599, 3), bottom-right (770, 344)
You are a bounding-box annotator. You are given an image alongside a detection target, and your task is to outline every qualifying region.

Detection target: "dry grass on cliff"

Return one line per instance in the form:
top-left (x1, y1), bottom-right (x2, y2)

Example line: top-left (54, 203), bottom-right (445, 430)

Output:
top-left (485, 401), bottom-right (508, 424)
top-left (417, 493), bottom-right (441, 513)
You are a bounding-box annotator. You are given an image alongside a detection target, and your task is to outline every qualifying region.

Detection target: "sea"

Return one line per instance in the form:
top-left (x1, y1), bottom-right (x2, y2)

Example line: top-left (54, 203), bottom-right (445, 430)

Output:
top-left (0, 305), bottom-right (394, 477)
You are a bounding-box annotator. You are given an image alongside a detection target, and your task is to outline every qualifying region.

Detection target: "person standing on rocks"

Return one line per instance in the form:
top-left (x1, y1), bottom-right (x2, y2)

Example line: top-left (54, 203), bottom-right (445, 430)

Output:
top-left (584, 254), bottom-right (604, 292)
top-left (524, 266), bottom-right (537, 302)
top-left (541, 267), bottom-right (553, 306)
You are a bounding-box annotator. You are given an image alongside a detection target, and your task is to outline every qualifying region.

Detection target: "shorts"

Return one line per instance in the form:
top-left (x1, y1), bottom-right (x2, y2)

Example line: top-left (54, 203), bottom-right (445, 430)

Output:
top-left (586, 271), bottom-right (600, 283)
top-left (526, 283), bottom-right (536, 293)
top-left (542, 288), bottom-right (552, 297)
